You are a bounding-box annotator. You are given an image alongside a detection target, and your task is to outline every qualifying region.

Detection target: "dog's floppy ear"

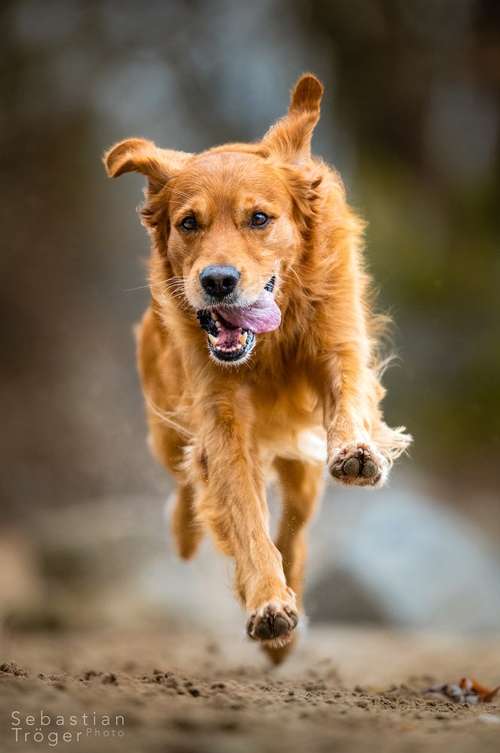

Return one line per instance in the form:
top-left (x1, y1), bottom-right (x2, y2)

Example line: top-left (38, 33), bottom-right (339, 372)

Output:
top-left (103, 138), bottom-right (191, 191)
top-left (262, 73), bottom-right (323, 163)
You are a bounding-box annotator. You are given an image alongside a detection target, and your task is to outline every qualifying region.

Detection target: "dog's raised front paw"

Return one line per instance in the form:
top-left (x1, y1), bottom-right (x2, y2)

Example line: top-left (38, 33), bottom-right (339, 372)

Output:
top-left (246, 601), bottom-right (298, 647)
top-left (329, 442), bottom-right (388, 487)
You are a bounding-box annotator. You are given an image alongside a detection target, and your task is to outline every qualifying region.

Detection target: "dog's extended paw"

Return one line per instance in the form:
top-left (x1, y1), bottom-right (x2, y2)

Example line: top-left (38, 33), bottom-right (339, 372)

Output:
top-left (247, 601), bottom-right (299, 648)
top-left (329, 442), bottom-right (388, 487)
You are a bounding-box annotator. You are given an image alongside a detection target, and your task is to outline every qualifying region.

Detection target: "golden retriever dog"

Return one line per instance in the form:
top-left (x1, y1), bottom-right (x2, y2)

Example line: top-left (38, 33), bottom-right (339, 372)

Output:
top-left (104, 74), bottom-right (411, 664)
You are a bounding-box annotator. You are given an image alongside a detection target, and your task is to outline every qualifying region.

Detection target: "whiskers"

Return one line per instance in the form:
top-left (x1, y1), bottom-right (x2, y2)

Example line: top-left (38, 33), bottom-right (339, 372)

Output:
top-left (124, 275), bottom-right (191, 311)
top-left (281, 264), bottom-right (302, 289)
top-left (162, 275), bottom-right (191, 311)
top-left (163, 275), bottom-right (186, 296)
top-left (122, 282), bottom-right (151, 293)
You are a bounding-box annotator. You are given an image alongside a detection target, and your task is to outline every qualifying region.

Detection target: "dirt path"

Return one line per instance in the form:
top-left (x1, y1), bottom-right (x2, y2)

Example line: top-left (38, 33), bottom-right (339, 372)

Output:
top-left (1, 625), bottom-right (499, 752)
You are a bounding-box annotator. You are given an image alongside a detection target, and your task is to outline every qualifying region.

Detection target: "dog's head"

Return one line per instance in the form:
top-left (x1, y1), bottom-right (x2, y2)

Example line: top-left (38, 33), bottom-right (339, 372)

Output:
top-left (104, 74), bottom-right (324, 365)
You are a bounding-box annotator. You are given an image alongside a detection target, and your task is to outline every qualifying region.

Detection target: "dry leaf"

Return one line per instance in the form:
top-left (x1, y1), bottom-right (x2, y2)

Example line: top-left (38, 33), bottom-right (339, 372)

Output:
top-left (425, 677), bottom-right (500, 705)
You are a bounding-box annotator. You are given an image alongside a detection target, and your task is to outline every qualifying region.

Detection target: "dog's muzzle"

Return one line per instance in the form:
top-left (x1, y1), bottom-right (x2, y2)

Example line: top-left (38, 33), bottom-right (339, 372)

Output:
top-left (197, 276), bottom-right (279, 364)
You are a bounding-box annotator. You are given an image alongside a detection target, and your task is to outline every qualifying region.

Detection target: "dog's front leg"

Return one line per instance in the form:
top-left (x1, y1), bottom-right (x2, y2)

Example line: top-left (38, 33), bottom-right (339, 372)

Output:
top-left (323, 346), bottom-right (410, 487)
top-left (194, 384), bottom-right (298, 646)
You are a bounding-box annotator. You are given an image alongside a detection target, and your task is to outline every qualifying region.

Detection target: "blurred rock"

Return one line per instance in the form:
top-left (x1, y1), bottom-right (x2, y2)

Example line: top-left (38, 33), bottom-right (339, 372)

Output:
top-left (308, 474), bottom-right (500, 631)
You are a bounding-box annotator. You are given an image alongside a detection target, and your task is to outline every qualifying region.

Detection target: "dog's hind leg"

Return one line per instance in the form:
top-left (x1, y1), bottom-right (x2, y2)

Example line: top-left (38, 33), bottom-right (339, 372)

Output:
top-left (169, 483), bottom-right (203, 560)
top-left (146, 422), bottom-right (204, 560)
top-left (274, 457), bottom-right (324, 603)
top-left (136, 308), bottom-right (205, 559)
top-left (262, 457), bottom-right (324, 664)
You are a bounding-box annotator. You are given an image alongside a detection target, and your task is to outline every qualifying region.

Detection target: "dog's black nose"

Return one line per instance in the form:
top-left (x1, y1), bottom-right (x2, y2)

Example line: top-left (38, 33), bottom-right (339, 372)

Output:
top-left (200, 265), bottom-right (240, 299)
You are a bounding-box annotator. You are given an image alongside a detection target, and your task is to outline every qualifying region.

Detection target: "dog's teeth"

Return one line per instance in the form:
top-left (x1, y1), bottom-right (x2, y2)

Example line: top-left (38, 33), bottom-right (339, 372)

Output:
top-left (208, 333), bottom-right (218, 345)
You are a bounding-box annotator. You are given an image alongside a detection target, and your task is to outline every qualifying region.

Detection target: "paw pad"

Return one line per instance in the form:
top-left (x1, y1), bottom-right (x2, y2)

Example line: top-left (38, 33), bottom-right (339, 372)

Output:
top-left (330, 444), bottom-right (384, 486)
top-left (247, 604), bottom-right (298, 644)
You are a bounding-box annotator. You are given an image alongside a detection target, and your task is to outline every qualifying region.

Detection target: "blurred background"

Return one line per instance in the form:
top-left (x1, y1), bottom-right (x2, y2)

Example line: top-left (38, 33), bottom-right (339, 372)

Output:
top-left (1, 0), bottom-right (499, 637)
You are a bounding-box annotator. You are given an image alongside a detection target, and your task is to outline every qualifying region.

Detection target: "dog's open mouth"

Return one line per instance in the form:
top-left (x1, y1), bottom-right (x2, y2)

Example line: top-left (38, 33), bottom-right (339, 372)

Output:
top-left (197, 277), bottom-right (280, 364)
top-left (197, 309), bottom-right (257, 363)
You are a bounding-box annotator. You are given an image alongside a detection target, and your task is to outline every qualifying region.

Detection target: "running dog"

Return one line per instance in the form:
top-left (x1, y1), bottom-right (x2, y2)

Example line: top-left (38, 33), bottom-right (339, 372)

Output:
top-left (104, 73), bottom-right (411, 663)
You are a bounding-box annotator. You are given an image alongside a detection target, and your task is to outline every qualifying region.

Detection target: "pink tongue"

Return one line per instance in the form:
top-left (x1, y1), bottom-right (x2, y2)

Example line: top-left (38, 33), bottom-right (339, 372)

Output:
top-left (217, 291), bottom-right (281, 333)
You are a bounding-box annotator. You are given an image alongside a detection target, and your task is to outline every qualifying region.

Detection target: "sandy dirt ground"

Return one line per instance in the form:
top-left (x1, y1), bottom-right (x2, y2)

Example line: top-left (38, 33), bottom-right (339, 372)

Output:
top-left (1, 624), bottom-right (500, 753)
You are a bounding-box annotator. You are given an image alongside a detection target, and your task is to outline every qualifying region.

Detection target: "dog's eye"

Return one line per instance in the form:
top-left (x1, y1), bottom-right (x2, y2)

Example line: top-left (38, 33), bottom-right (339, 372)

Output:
top-left (250, 211), bottom-right (269, 228)
top-left (179, 216), bottom-right (198, 232)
